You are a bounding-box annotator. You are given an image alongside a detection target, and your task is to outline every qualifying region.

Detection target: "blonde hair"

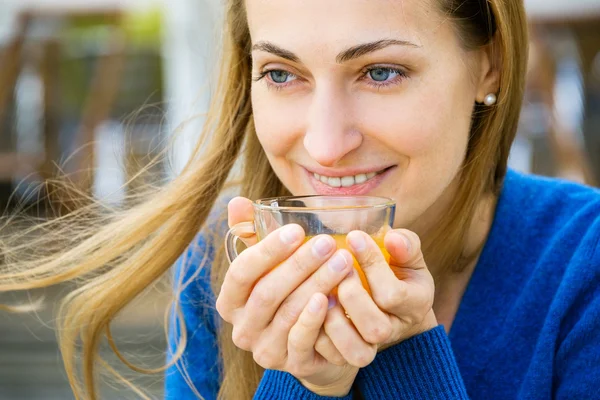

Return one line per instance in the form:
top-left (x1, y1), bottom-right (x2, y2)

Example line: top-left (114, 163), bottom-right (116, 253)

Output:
top-left (0, 0), bottom-right (528, 399)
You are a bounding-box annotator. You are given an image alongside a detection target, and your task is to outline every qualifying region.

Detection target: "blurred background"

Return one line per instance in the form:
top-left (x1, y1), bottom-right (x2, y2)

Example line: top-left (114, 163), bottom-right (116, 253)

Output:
top-left (0, 0), bottom-right (599, 399)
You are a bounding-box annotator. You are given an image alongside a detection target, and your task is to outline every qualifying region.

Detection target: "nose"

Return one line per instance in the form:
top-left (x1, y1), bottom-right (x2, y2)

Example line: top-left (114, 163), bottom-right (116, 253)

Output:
top-left (303, 87), bottom-right (362, 167)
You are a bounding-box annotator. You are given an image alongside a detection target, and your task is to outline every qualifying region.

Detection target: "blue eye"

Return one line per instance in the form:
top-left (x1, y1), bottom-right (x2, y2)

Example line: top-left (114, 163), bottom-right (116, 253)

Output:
top-left (368, 68), bottom-right (400, 82)
top-left (269, 70), bottom-right (296, 84)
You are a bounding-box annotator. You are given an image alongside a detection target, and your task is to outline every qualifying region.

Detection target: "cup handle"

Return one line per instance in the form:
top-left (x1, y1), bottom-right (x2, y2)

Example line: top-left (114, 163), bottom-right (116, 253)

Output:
top-left (224, 221), bottom-right (256, 264)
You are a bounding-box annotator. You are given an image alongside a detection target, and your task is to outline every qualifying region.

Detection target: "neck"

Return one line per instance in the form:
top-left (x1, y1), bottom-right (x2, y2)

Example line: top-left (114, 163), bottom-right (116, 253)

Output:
top-left (461, 192), bottom-right (497, 265)
top-left (430, 192), bottom-right (498, 332)
top-left (409, 178), bottom-right (498, 278)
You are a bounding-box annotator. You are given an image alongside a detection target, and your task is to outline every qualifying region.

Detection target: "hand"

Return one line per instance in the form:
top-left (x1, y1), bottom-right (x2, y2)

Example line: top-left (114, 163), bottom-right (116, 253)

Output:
top-left (217, 197), bottom-right (360, 396)
top-left (332, 229), bottom-right (437, 350)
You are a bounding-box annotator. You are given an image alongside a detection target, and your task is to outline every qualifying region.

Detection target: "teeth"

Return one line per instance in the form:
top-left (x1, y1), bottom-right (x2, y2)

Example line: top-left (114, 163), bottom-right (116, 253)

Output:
top-left (341, 176), bottom-right (354, 187)
top-left (328, 177), bottom-right (342, 187)
top-left (313, 170), bottom-right (382, 188)
top-left (355, 174), bottom-right (367, 184)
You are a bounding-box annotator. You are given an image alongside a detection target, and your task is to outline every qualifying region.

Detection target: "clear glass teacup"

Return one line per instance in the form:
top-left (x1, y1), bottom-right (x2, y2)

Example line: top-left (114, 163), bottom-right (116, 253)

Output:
top-left (225, 195), bottom-right (396, 290)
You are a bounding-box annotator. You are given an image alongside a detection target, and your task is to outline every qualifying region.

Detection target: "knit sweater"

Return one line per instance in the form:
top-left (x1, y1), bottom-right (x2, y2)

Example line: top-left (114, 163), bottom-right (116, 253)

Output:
top-left (164, 169), bottom-right (600, 399)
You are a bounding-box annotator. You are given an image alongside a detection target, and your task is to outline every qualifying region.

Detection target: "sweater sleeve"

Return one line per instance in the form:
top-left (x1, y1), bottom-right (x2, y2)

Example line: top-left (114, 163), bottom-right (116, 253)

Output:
top-left (356, 326), bottom-right (469, 399)
top-left (164, 233), bottom-right (221, 400)
top-left (254, 370), bottom-right (355, 400)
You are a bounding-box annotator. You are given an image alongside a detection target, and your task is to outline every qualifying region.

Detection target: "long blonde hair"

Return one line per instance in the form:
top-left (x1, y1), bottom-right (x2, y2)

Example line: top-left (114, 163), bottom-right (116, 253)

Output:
top-left (0, 0), bottom-right (528, 399)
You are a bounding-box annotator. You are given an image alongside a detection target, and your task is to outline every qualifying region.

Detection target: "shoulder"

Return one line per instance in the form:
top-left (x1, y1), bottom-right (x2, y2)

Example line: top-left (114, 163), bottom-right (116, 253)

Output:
top-left (490, 172), bottom-right (600, 344)
top-left (503, 169), bottom-right (600, 233)
top-left (506, 170), bottom-right (600, 305)
top-left (498, 170), bottom-right (600, 259)
top-left (488, 171), bottom-right (600, 306)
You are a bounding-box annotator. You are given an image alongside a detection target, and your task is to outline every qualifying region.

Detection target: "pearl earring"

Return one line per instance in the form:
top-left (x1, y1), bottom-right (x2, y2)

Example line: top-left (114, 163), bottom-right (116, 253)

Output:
top-left (484, 93), bottom-right (497, 106)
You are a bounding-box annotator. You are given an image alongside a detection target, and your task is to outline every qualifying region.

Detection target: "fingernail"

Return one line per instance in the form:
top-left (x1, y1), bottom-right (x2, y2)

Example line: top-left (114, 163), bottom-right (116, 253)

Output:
top-left (327, 295), bottom-right (337, 309)
top-left (308, 296), bottom-right (321, 314)
top-left (280, 225), bottom-right (301, 244)
top-left (328, 252), bottom-right (348, 273)
top-left (348, 233), bottom-right (367, 253)
top-left (312, 236), bottom-right (333, 258)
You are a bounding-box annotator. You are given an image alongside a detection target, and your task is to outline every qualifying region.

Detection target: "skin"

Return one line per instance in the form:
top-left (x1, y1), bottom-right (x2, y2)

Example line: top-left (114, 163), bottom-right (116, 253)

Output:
top-left (217, 0), bottom-right (500, 395)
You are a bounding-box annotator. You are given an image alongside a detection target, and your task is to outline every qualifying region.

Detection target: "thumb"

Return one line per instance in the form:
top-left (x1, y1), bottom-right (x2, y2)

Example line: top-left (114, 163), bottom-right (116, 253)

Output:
top-left (384, 229), bottom-right (426, 270)
top-left (227, 197), bottom-right (257, 246)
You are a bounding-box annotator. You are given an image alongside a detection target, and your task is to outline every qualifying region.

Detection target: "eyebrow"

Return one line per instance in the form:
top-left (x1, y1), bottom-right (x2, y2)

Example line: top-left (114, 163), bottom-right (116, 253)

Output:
top-left (251, 41), bottom-right (300, 63)
top-left (251, 39), bottom-right (420, 64)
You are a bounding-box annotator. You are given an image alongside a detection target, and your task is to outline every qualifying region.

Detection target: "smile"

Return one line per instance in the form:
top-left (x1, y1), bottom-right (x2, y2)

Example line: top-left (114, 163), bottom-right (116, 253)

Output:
top-left (312, 169), bottom-right (385, 188)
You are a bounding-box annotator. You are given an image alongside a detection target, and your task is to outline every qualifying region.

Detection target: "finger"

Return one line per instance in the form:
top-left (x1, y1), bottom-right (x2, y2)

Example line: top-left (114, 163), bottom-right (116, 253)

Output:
top-left (364, 229), bottom-right (435, 330)
top-left (384, 229), bottom-right (425, 271)
top-left (228, 197), bottom-right (257, 246)
top-left (347, 230), bottom-right (398, 281)
top-left (227, 197), bottom-right (253, 228)
top-left (266, 249), bottom-right (353, 334)
top-left (337, 268), bottom-right (392, 345)
top-left (242, 235), bottom-right (343, 334)
top-left (216, 224), bottom-right (305, 320)
top-left (346, 230), bottom-right (403, 312)
top-left (315, 329), bottom-right (346, 366)
top-left (260, 249), bottom-right (352, 363)
top-left (315, 297), bottom-right (347, 366)
top-left (383, 229), bottom-right (434, 318)
top-left (287, 293), bottom-right (328, 375)
top-left (287, 249), bottom-right (354, 303)
top-left (324, 297), bottom-right (377, 368)
top-left (258, 248), bottom-right (352, 367)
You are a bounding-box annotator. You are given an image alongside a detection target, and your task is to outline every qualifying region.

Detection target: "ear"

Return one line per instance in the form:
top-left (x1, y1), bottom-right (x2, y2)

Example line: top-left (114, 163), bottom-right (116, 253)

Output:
top-left (475, 37), bottom-right (501, 103)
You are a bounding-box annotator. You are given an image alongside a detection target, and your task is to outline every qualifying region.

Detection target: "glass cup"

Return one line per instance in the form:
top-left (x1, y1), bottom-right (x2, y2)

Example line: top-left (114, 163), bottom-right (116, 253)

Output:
top-left (225, 195), bottom-right (396, 291)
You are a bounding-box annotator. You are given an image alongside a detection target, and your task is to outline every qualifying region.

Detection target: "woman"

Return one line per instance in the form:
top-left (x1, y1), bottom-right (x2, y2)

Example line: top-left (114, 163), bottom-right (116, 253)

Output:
top-left (1, 0), bottom-right (598, 399)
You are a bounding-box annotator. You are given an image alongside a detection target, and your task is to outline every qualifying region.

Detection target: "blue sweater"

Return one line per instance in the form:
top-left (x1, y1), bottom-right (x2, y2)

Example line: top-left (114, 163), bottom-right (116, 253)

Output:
top-left (164, 169), bottom-right (600, 399)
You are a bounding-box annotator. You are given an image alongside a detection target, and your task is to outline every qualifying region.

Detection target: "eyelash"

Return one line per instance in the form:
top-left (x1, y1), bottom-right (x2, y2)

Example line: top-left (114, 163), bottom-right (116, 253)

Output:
top-left (360, 66), bottom-right (407, 89)
top-left (252, 70), bottom-right (296, 91)
top-left (252, 66), bottom-right (407, 91)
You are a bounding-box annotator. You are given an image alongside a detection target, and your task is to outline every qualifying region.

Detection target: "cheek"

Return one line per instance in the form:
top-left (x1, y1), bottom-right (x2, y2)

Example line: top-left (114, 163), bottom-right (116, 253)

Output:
top-left (411, 90), bottom-right (472, 162)
top-left (398, 86), bottom-right (472, 197)
top-left (356, 86), bottom-right (471, 161)
top-left (251, 88), bottom-right (307, 157)
top-left (355, 71), bottom-right (474, 220)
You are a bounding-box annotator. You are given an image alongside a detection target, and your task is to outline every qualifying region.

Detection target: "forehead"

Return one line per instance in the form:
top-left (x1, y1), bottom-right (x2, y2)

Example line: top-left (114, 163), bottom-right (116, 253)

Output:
top-left (245, 0), bottom-right (444, 50)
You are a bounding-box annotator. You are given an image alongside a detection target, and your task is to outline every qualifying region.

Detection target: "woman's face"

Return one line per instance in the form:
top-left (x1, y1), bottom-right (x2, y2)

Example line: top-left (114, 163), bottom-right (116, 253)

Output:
top-left (247, 0), bottom-right (497, 229)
